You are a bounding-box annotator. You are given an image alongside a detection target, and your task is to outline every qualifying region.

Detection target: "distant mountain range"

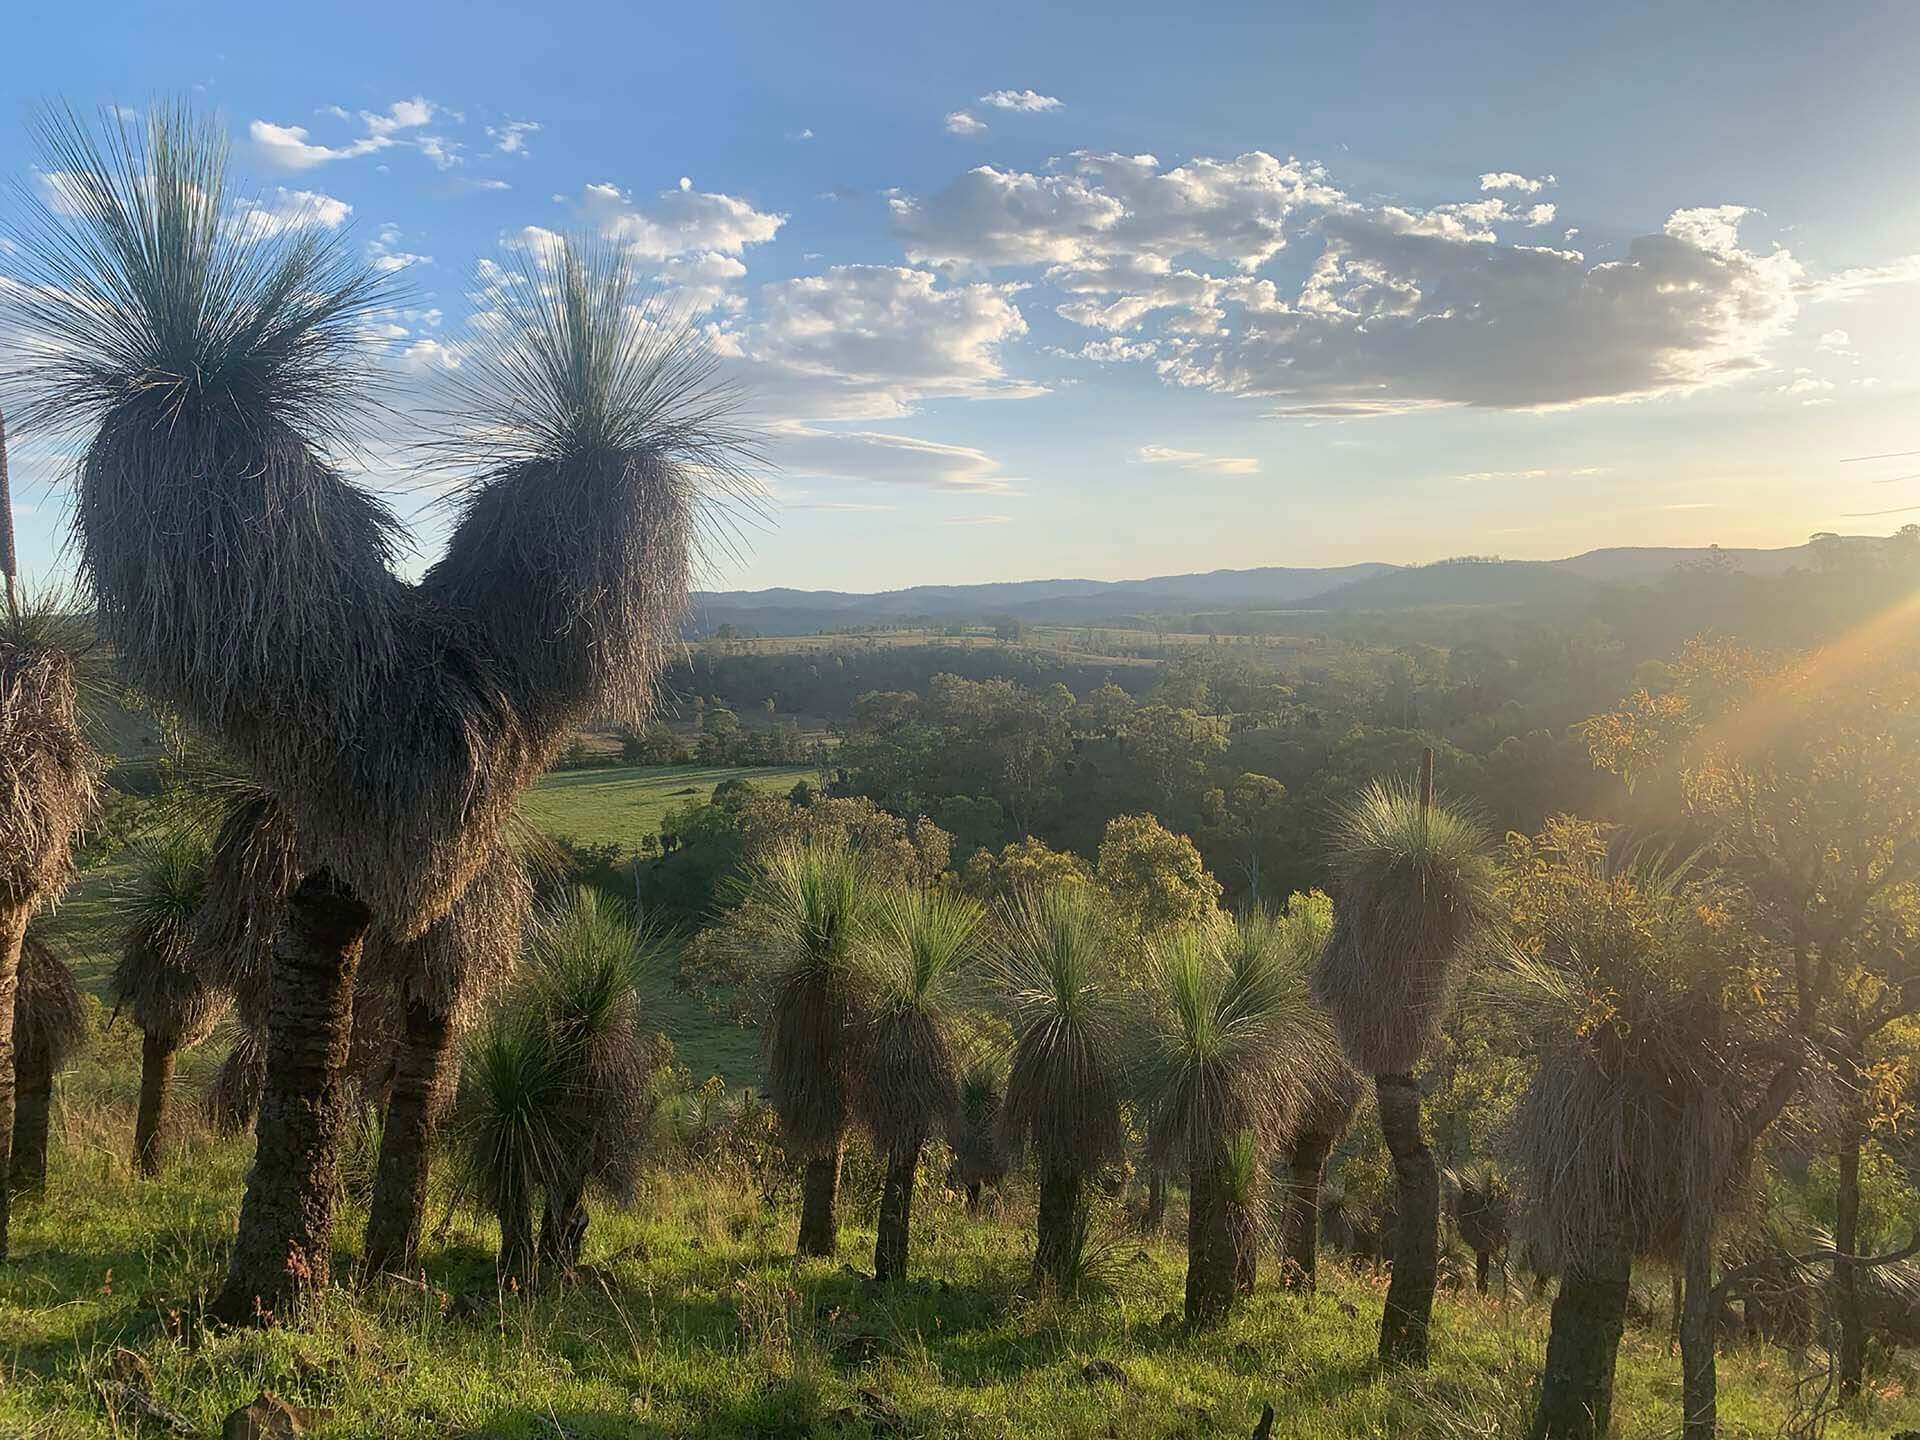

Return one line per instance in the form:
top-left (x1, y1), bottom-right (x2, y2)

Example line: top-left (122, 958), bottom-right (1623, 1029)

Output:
top-left (687, 539), bottom-right (1862, 636)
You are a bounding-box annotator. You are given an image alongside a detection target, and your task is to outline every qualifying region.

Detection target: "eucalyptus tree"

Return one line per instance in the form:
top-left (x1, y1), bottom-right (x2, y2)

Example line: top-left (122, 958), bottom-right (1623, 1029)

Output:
top-left (852, 887), bottom-right (983, 1281)
top-left (111, 830), bottom-right (222, 1176)
top-left (1311, 759), bottom-right (1496, 1366)
top-left (990, 884), bottom-right (1129, 1293)
top-left (3, 105), bottom-right (742, 1318)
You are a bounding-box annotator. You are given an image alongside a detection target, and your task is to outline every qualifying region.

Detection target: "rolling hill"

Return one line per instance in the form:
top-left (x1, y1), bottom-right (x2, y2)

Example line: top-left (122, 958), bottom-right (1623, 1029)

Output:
top-left (688, 539), bottom-right (1861, 635)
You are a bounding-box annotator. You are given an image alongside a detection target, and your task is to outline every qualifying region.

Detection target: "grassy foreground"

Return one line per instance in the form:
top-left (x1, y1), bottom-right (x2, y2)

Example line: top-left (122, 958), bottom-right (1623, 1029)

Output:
top-left (4, 1041), bottom-right (1918, 1439)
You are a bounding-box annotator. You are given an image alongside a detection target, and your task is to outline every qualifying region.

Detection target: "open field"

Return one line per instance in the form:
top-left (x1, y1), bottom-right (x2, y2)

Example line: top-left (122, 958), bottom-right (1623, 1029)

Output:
top-left (4, 1079), bottom-right (1912, 1440)
top-left (520, 762), bottom-right (815, 849)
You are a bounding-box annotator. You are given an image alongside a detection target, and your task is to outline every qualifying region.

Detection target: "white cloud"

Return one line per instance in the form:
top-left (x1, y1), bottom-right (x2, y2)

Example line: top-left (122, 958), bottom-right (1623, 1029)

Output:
top-left (368, 225), bottom-right (431, 273)
top-left (1801, 255), bottom-right (1920, 302)
top-left (767, 421), bottom-right (1017, 492)
top-left (415, 135), bottom-right (464, 171)
top-left (253, 98), bottom-right (446, 171)
top-left (459, 177), bottom-right (512, 192)
top-left (895, 151), bottom-right (1342, 272)
top-left (570, 180), bottom-right (785, 259)
top-left (656, 250), bottom-right (749, 315)
top-left (943, 513), bottom-right (1014, 524)
top-left (1076, 337), bottom-right (1158, 362)
top-left (232, 187), bottom-right (352, 238)
top-left (788, 127), bottom-right (816, 142)
top-left (945, 111), bottom-right (987, 137)
top-left (487, 120), bottom-right (541, 155)
top-left (1136, 445), bottom-right (1259, 475)
top-left (733, 264), bottom-right (1037, 420)
top-left (980, 89), bottom-right (1063, 112)
top-left (1163, 205), bottom-right (1806, 413)
top-left (1479, 171), bottom-right (1555, 194)
top-left (361, 98), bottom-right (436, 138)
top-left (250, 120), bottom-right (385, 170)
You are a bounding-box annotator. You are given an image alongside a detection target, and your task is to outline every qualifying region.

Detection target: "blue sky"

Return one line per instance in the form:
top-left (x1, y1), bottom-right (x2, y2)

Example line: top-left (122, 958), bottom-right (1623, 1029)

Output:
top-left (6, 0), bottom-right (1920, 592)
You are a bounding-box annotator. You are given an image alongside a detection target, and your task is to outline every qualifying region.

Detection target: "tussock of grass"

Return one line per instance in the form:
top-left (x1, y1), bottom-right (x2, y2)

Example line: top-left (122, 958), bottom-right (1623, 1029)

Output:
top-left (6, 1068), bottom-right (1913, 1439)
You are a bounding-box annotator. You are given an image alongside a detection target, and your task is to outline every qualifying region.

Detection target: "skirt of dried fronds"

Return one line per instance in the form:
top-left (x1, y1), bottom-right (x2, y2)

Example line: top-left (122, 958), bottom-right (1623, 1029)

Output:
top-left (13, 934), bottom-right (89, 1073)
top-left (1506, 1053), bottom-right (1744, 1274)
top-left (188, 793), bottom-right (302, 1031)
top-left (0, 637), bottom-right (100, 909)
top-left (359, 842), bottom-right (532, 1028)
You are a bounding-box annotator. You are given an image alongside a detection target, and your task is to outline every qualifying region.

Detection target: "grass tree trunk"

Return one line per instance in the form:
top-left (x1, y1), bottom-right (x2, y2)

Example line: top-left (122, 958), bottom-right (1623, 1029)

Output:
top-left (1282, 1129), bottom-right (1336, 1295)
top-left (1186, 1156), bottom-right (1238, 1326)
top-left (1680, 1098), bottom-right (1718, 1440)
top-left (1233, 1205), bottom-right (1259, 1298)
top-left (11, 1049), bottom-right (54, 1199)
top-left (133, 1034), bottom-right (175, 1177)
top-left (964, 1181), bottom-right (983, 1215)
top-left (1475, 1250), bottom-right (1493, 1294)
top-left (363, 1000), bottom-right (455, 1277)
top-left (210, 873), bottom-right (371, 1326)
top-left (874, 1139), bottom-right (921, 1283)
top-left (0, 902), bottom-right (26, 1256)
top-left (1034, 1160), bottom-right (1084, 1292)
top-left (538, 1181), bottom-right (589, 1275)
top-left (797, 1143), bottom-right (842, 1258)
top-left (498, 1174), bottom-right (535, 1290)
top-left (1376, 1073), bottom-right (1440, 1366)
top-left (1142, 1165), bottom-right (1167, 1235)
top-left (1835, 1090), bottom-right (1867, 1401)
top-left (1531, 1221), bottom-right (1634, 1440)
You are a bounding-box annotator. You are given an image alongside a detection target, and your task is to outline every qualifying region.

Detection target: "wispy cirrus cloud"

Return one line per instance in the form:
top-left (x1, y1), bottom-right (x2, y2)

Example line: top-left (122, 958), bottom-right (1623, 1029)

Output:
top-left (1136, 444), bottom-right (1258, 475)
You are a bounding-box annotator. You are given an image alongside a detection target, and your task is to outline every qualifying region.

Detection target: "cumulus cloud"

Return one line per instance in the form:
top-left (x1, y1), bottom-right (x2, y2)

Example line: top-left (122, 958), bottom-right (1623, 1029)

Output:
top-left (1479, 171), bottom-right (1555, 193)
top-left (980, 89), bottom-right (1063, 112)
top-left (487, 120), bottom-right (541, 155)
top-left (368, 224), bottom-right (431, 273)
top-left (945, 111), bottom-right (987, 137)
top-left (895, 148), bottom-right (1810, 414)
top-left (1166, 206), bottom-right (1805, 413)
top-left (250, 120), bottom-right (384, 170)
top-left (252, 97), bottom-right (444, 170)
top-left (895, 151), bottom-right (1343, 272)
top-left (1135, 444), bottom-right (1258, 475)
top-left (728, 264), bottom-right (1037, 420)
top-left (231, 187), bottom-right (352, 239)
top-left (569, 180), bottom-right (785, 259)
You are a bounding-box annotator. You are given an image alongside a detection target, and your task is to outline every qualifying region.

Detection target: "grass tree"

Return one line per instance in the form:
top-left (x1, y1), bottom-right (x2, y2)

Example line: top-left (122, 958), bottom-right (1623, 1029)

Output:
top-left (522, 886), bottom-right (655, 1276)
top-left (4, 106), bottom-right (739, 1319)
top-left (1260, 889), bottom-right (1363, 1298)
top-left (9, 933), bottom-right (88, 1199)
top-left (453, 1010), bottom-right (570, 1287)
top-left (1311, 760), bottom-right (1495, 1366)
top-left (1139, 914), bottom-right (1308, 1326)
top-left (990, 884), bottom-right (1129, 1294)
top-left (363, 846), bottom-right (532, 1277)
top-left (112, 830), bottom-right (222, 1177)
top-left (1500, 819), bottom-right (1772, 1440)
top-left (852, 887), bottom-right (983, 1282)
top-left (1449, 1165), bottom-right (1512, 1295)
top-left (738, 837), bottom-right (876, 1257)
top-left (950, 1049), bottom-right (1011, 1215)
top-left (0, 566), bottom-right (100, 1252)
